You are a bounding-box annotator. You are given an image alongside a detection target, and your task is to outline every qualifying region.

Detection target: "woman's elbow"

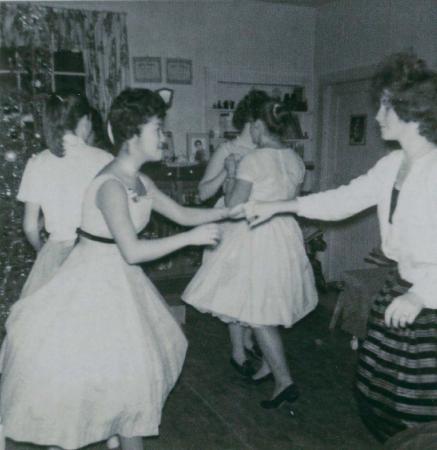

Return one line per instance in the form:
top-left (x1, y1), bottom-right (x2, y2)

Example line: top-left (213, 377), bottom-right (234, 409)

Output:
top-left (23, 223), bottom-right (38, 239)
top-left (118, 241), bottom-right (142, 265)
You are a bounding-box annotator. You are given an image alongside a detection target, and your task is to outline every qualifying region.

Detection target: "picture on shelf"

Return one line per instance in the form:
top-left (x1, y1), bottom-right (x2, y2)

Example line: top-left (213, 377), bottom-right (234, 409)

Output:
top-left (187, 133), bottom-right (209, 163)
top-left (349, 114), bottom-right (367, 145)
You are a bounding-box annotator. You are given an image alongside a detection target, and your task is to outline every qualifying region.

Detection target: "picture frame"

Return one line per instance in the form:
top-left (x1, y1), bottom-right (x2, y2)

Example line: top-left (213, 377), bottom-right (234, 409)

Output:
top-left (166, 58), bottom-right (192, 84)
top-left (349, 114), bottom-right (367, 145)
top-left (162, 131), bottom-right (175, 163)
top-left (187, 132), bottom-right (209, 163)
top-left (132, 57), bottom-right (162, 83)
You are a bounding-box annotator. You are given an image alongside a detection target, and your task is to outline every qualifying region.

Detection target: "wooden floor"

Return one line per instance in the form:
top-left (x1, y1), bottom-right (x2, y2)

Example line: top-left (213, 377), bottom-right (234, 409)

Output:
top-left (6, 293), bottom-right (382, 450)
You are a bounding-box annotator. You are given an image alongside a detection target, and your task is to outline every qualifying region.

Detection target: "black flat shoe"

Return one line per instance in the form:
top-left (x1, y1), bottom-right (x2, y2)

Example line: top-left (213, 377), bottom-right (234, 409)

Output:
top-left (260, 384), bottom-right (299, 409)
top-left (230, 357), bottom-right (256, 377)
top-left (247, 373), bottom-right (273, 385)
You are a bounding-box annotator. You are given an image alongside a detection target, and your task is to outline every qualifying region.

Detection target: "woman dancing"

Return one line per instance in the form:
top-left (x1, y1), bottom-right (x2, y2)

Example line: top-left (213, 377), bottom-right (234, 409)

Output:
top-left (183, 97), bottom-right (318, 408)
top-left (199, 90), bottom-right (270, 377)
top-left (235, 52), bottom-right (437, 440)
top-left (18, 92), bottom-right (113, 297)
top-left (0, 88), bottom-right (228, 450)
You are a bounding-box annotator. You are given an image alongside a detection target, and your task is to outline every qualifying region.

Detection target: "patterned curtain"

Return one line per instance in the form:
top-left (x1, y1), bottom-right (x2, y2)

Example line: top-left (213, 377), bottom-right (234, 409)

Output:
top-left (0, 2), bottom-right (130, 116)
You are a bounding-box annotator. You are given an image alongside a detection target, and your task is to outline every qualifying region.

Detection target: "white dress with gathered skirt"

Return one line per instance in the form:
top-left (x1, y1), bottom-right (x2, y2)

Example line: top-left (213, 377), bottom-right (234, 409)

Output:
top-left (0, 174), bottom-right (187, 449)
top-left (183, 148), bottom-right (318, 328)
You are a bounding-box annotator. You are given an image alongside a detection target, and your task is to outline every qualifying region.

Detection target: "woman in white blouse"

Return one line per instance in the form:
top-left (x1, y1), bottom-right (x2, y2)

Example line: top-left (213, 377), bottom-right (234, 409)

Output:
top-left (17, 93), bottom-right (113, 297)
top-left (233, 52), bottom-right (437, 441)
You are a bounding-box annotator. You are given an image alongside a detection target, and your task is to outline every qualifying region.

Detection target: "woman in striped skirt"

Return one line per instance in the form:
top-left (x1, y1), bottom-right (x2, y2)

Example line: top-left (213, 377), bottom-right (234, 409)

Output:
top-left (230, 51), bottom-right (437, 442)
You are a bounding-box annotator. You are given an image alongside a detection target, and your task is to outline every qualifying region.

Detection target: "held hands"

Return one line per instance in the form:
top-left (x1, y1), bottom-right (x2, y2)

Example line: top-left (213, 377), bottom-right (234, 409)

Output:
top-left (229, 202), bottom-right (281, 227)
top-left (187, 224), bottom-right (221, 247)
top-left (384, 292), bottom-right (424, 328)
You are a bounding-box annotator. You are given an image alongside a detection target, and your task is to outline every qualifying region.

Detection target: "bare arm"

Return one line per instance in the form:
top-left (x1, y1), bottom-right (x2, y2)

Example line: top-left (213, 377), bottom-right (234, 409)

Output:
top-left (23, 202), bottom-right (43, 252)
top-left (198, 146), bottom-right (228, 201)
top-left (225, 178), bottom-right (253, 208)
top-left (148, 180), bottom-right (228, 226)
top-left (97, 179), bottom-right (220, 265)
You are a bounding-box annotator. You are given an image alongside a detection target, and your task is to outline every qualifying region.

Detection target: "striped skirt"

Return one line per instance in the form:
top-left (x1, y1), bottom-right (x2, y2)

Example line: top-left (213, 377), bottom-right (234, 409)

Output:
top-left (356, 269), bottom-right (437, 442)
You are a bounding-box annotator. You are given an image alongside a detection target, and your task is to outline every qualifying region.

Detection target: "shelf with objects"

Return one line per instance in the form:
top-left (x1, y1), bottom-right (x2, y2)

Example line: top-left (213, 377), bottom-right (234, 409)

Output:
top-left (204, 67), bottom-right (316, 193)
top-left (139, 161), bottom-right (206, 289)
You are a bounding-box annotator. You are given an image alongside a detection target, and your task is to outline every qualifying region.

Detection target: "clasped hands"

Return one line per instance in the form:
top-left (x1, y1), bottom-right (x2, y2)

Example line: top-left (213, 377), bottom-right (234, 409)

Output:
top-left (227, 201), bottom-right (425, 329)
top-left (228, 201), bottom-right (293, 227)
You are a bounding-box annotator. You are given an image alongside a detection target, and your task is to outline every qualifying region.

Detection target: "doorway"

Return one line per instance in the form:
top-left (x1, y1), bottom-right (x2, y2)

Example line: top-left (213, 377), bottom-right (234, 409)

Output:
top-left (319, 78), bottom-right (390, 281)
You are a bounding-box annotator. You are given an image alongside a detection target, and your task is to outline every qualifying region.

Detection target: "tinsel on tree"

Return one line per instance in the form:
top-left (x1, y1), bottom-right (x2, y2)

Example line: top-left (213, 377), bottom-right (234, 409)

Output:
top-left (0, 61), bottom-right (47, 329)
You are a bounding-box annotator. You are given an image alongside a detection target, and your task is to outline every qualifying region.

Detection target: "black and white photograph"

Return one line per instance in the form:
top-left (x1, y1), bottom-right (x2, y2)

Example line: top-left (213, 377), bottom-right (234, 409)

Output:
top-left (0, 1), bottom-right (436, 450)
top-left (349, 114), bottom-right (367, 145)
top-left (187, 132), bottom-right (209, 163)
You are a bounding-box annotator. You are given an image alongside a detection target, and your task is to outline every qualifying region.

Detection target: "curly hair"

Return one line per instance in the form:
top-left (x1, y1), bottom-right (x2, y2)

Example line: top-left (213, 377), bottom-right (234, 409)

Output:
top-left (43, 92), bottom-right (91, 157)
top-left (372, 51), bottom-right (437, 144)
top-left (252, 98), bottom-right (299, 140)
top-left (232, 90), bottom-right (271, 131)
top-left (108, 89), bottom-right (168, 151)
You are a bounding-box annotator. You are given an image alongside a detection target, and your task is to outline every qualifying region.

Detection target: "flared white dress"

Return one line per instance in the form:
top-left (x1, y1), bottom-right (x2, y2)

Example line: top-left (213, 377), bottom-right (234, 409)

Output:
top-left (0, 174), bottom-right (187, 449)
top-left (183, 148), bottom-right (318, 328)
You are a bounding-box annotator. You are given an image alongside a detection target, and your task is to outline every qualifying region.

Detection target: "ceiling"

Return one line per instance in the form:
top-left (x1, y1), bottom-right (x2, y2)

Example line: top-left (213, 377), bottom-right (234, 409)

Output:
top-left (259, 0), bottom-right (336, 7)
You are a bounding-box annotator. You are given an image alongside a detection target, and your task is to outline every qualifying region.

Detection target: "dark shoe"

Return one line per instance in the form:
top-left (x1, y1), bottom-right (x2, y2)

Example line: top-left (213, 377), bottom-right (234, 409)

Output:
top-left (247, 373), bottom-right (273, 385)
top-left (230, 357), bottom-right (255, 377)
top-left (260, 384), bottom-right (299, 409)
top-left (245, 343), bottom-right (263, 360)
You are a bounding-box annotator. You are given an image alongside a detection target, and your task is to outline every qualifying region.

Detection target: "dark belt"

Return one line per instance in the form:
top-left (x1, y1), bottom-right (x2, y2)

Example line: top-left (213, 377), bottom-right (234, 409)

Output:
top-left (76, 226), bottom-right (148, 244)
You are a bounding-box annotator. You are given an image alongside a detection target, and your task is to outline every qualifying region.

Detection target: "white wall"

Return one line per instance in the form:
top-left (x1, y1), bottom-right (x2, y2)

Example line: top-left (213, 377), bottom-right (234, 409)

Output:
top-left (41, 0), bottom-right (316, 155)
top-left (315, 0), bottom-right (437, 76)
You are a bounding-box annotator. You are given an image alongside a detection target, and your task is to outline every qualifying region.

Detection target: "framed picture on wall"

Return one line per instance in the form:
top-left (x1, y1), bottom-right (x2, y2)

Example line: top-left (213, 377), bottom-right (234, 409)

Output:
top-left (349, 114), bottom-right (367, 145)
top-left (166, 58), bottom-right (192, 84)
top-left (132, 57), bottom-right (162, 83)
top-left (187, 133), bottom-right (209, 163)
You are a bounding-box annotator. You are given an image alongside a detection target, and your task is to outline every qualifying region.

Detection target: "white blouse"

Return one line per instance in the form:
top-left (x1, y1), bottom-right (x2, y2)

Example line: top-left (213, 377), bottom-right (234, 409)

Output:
top-left (297, 149), bottom-right (437, 309)
top-left (17, 135), bottom-right (113, 241)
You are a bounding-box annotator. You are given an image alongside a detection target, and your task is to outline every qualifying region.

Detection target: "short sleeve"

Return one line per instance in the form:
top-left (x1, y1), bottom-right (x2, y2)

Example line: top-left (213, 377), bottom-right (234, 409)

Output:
top-left (17, 157), bottom-right (43, 204)
top-left (237, 155), bottom-right (257, 184)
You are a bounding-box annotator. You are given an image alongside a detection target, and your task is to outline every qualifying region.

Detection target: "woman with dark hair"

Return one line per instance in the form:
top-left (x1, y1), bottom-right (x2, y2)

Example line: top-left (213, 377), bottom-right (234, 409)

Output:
top-left (183, 97), bottom-right (318, 406)
top-left (87, 106), bottom-right (113, 151)
top-left (17, 92), bottom-right (113, 297)
top-left (198, 90), bottom-right (271, 378)
top-left (234, 52), bottom-right (437, 440)
top-left (0, 88), bottom-right (228, 450)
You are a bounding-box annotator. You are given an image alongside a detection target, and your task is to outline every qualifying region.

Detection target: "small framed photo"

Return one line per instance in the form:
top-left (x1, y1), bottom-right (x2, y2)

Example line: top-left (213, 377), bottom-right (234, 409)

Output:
top-left (132, 57), bottom-right (161, 83)
top-left (166, 58), bottom-right (192, 84)
top-left (162, 131), bottom-right (175, 162)
top-left (349, 114), bottom-right (367, 145)
top-left (187, 133), bottom-right (209, 163)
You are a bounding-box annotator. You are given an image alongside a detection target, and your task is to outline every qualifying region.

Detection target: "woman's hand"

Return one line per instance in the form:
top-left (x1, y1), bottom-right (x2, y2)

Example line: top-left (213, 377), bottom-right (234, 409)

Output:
top-left (186, 224), bottom-right (221, 246)
top-left (224, 154), bottom-right (242, 177)
top-left (229, 204), bottom-right (246, 219)
top-left (384, 292), bottom-right (424, 328)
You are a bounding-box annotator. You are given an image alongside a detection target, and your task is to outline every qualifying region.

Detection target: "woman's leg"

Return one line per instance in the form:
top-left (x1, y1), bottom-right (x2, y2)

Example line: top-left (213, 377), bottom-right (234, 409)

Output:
top-left (243, 328), bottom-right (254, 350)
top-left (120, 436), bottom-right (143, 450)
top-left (228, 323), bottom-right (246, 364)
top-left (252, 326), bottom-right (293, 397)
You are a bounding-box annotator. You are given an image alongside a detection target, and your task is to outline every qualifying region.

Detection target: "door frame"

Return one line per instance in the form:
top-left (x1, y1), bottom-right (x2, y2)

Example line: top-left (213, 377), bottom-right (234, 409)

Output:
top-left (315, 65), bottom-right (378, 280)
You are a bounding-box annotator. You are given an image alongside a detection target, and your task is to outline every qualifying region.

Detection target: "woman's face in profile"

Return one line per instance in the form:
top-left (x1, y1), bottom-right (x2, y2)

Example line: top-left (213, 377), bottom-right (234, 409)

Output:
top-left (133, 116), bottom-right (165, 161)
top-left (375, 97), bottom-right (405, 141)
